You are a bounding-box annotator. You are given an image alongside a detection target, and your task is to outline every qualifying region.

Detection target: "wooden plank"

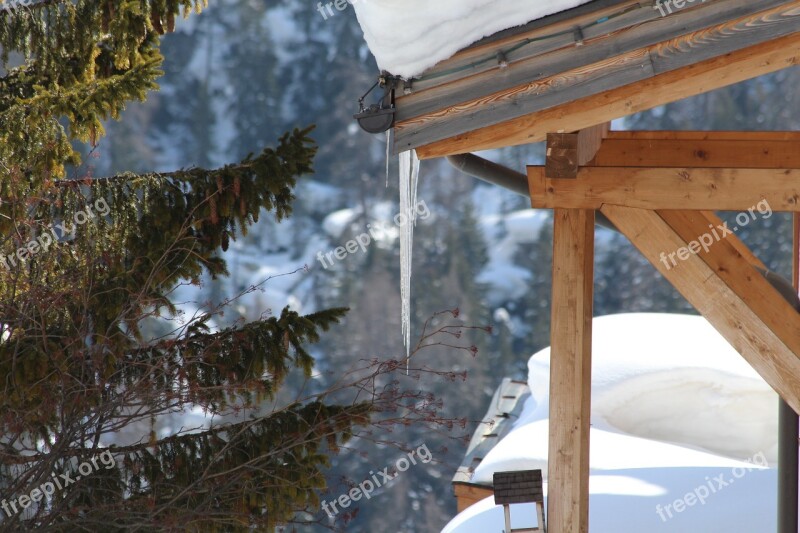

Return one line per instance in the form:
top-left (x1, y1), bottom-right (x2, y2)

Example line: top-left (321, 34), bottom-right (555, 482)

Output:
top-left (546, 124), bottom-right (610, 178)
top-left (413, 24), bottom-right (800, 158)
top-left (397, 3), bottom-right (661, 121)
top-left (593, 138), bottom-right (800, 168)
top-left (600, 204), bottom-right (800, 413)
top-left (576, 123), bottom-right (610, 165)
top-left (397, 0), bottom-right (790, 122)
top-left (528, 166), bottom-right (800, 211)
top-left (397, 49), bottom-right (654, 152)
top-left (549, 209), bottom-right (594, 533)
top-left (402, 0), bottom-right (645, 94)
top-left (453, 483), bottom-right (494, 513)
top-left (700, 211), bottom-right (767, 269)
top-left (417, 0), bottom-right (636, 79)
top-left (606, 131), bottom-right (800, 141)
top-left (650, 3), bottom-right (800, 74)
top-left (397, 1), bottom-right (800, 154)
top-left (546, 133), bottom-right (580, 179)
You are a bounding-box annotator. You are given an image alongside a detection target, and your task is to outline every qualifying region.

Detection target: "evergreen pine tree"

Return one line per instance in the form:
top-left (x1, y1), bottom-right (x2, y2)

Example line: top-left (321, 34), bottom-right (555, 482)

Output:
top-left (0, 3), bottom-right (376, 530)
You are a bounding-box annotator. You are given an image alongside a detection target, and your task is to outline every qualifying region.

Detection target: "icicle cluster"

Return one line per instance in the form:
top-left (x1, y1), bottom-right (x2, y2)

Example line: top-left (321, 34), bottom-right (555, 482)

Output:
top-left (399, 150), bottom-right (420, 372)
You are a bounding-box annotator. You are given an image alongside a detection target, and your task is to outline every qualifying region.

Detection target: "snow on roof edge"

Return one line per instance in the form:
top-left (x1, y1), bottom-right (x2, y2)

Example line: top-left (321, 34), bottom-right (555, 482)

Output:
top-left (352, 0), bottom-right (595, 79)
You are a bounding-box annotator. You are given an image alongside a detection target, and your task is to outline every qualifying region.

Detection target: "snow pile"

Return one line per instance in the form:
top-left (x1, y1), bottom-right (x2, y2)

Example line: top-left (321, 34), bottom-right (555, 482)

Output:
top-left (443, 463), bottom-right (776, 533)
top-left (352, 0), bottom-right (594, 78)
top-left (443, 313), bottom-right (779, 532)
top-left (524, 313), bottom-right (778, 463)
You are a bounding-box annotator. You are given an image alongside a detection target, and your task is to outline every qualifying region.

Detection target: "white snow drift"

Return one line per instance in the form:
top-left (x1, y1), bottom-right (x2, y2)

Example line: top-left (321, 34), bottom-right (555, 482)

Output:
top-left (443, 313), bottom-right (779, 532)
top-left (352, 0), bottom-right (594, 78)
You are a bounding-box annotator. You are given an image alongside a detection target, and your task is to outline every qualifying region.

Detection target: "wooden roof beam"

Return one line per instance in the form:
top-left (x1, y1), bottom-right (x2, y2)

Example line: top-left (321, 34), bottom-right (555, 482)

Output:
top-left (529, 166), bottom-right (800, 211)
top-left (545, 124), bottom-right (610, 179)
top-left (594, 134), bottom-right (800, 168)
top-left (601, 205), bottom-right (800, 413)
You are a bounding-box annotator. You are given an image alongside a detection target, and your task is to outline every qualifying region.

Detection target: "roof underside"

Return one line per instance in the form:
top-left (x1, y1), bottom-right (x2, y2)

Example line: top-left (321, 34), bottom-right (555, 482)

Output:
top-left (392, 0), bottom-right (800, 158)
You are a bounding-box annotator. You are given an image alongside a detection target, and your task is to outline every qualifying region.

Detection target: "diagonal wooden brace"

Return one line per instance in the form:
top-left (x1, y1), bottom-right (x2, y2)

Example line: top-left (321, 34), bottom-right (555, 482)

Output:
top-left (601, 205), bottom-right (800, 414)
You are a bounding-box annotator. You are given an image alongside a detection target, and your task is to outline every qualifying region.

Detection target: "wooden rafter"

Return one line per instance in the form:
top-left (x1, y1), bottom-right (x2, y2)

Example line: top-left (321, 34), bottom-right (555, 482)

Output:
top-left (600, 205), bottom-right (800, 414)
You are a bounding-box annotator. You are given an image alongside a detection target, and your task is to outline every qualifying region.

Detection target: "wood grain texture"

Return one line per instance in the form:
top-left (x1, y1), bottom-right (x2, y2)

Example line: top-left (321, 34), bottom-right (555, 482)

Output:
top-left (545, 124), bottom-right (610, 178)
top-left (528, 166), bottom-right (800, 211)
top-left (593, 138), bottom-right (800, 168)
top-left (548, 208), bottom-right (594, 533)
top-left (650, 3), bottom-right (800, 74)
top-left (453, 484), bottom-right (494, 514)
top-left (546, 133), bottom-right (580, 179)
top-left (700, 210), bottom-right (766, 269)
top-left (396, 3), bottom-right (661, 121)
top-left (396, 49), bottom-right (653, 152)
top-left (606, 131), bottom-right (800, 141)
top-left (601, 204), bottom-right (800, 414)
top-left (576, 122), bottom-right (610, 165)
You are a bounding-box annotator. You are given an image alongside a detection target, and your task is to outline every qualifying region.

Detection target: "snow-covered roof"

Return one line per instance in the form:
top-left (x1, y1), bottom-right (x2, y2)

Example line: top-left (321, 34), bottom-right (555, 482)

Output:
top-left (352, 0), bottom-right (594, 78)
top-left (446, 313), bottom-right (778, 532)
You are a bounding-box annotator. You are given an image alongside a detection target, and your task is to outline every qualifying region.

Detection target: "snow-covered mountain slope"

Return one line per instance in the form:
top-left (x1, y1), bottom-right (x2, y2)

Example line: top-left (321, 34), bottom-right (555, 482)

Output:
top-left (352, 0), bottom-right (594, 78)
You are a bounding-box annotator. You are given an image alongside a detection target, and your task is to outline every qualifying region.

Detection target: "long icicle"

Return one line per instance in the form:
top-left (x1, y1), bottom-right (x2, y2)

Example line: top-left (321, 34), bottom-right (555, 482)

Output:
top-left (399, 149), bottom-right (420, 374)
top-left (385, 130), bottom-right (391, 187)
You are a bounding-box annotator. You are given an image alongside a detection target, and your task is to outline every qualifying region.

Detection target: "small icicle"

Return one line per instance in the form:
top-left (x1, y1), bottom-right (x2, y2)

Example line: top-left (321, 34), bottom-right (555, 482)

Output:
top-left (399, 149), bottom-right (420, 374)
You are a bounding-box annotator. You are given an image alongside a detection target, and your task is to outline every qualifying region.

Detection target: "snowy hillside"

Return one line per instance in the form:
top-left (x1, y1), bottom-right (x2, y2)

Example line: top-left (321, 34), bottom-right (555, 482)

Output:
top-left (352, 0), bottom-right (594, 77)
top-left (443, 313), bottom-right (779, 532)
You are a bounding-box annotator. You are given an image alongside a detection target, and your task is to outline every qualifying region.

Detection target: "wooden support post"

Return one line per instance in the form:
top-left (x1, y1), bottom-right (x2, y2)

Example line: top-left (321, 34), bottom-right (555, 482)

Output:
top-left (548, 209), bottom-right (594, 533)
